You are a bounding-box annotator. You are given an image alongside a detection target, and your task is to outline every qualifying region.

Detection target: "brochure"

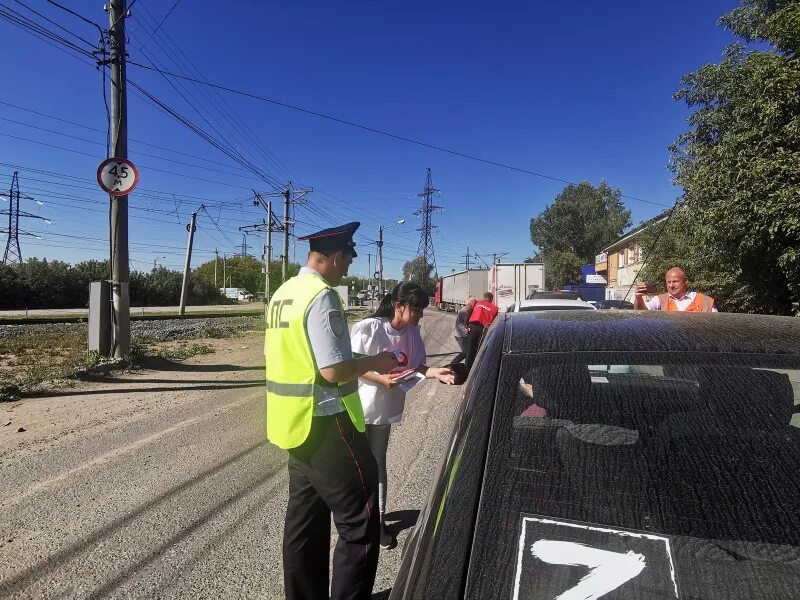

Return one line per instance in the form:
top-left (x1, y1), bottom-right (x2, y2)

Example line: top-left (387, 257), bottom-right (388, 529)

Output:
top-left (389, 368), bottom-right (425, 392)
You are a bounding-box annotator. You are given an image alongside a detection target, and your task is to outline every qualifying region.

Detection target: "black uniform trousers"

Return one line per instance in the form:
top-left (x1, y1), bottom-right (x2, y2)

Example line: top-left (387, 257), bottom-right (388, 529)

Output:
top-left (464, 322), bottom-right (485, 374)
top-left (283, 412), bottom-right (380, 600)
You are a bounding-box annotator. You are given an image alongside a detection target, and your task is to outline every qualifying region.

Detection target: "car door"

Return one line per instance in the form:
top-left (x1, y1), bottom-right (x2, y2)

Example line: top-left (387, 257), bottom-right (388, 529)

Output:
top-left (390, 319), bottom-right (505, 599)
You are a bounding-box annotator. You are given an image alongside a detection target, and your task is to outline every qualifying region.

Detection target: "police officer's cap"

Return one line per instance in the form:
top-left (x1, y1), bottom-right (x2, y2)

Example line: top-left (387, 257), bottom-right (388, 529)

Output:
top-left (298, 222), bottom-right (360, 257)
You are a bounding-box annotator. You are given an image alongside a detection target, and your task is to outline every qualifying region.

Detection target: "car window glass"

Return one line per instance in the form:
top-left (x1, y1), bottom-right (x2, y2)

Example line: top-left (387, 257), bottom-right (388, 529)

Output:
top-left (466, 355), bottom-right (800, 600)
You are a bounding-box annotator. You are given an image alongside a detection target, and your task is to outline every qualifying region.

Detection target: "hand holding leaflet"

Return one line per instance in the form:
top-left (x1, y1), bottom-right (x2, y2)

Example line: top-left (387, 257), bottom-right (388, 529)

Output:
top-left (389, 367), bottom-right (425, 392)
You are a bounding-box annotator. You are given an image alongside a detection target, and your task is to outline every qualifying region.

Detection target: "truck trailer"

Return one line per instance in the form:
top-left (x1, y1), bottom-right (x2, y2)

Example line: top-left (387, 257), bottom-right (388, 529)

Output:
top-left (488, 263), bottom-right (545, 312)
top-left (435, 263), bottom-right (545, 313)
top-left (435, 270), bottom-right (489, 312)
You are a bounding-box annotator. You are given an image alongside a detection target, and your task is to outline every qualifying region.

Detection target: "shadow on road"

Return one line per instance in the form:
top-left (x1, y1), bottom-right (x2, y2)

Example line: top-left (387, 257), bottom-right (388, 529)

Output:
top-left (28, 382), bottom-right (264, 399)
top-left (134, 357), bottom-right (263, 373)
top-left (384, 509), bottom-right (420, 536)
top-left (372, 589), bottom-right (392, 599)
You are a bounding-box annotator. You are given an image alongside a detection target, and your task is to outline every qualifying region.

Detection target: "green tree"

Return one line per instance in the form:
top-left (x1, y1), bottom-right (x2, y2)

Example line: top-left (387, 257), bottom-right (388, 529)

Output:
top-left (0, 264), bottom-right (25, 309)
top-left (193, 256), bottom-right (301, 300)
top-left (529, 181), bottom-right (631, 289)
top-left (402, 257), bottom-right (435, 295)
top-left (660, 0), bottom-right (800, 314)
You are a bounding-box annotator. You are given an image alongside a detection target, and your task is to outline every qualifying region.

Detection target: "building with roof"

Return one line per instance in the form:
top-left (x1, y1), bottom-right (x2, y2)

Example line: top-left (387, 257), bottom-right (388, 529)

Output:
top-left (594, 211), bottom-right (670, 301)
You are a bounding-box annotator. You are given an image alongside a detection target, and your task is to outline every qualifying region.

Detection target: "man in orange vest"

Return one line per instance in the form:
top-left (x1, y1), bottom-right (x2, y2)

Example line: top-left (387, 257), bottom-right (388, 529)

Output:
top-left (634, 267), bottom-right (717, 312)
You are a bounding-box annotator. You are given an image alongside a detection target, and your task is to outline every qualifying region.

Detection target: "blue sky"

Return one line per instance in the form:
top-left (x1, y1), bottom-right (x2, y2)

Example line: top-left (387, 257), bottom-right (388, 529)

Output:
top-left (0, 0), bottom-right (738, 280)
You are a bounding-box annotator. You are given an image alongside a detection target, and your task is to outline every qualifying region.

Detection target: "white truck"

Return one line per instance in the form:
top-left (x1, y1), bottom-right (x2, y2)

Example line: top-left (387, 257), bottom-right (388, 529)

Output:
top-left (434, 263), bottom-right (545, 313)
top-left (220, 287), bottom-right (254, 301)
top-left (435, 269), bottom-right (489, 312)
top-left (488, 263), bottom-right (545, 312)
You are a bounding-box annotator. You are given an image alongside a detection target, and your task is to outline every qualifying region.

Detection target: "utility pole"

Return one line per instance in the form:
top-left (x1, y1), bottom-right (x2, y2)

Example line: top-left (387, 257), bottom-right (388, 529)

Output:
top-left (465, 246), bottom-right (470, 270)
top-left (223, 254), bottom-right (226, 292)
top-left (252, 191), bottom-right (284, 306)
top-left (282, 188), bottom-right (290, 283)
top-left (214, 248), bottom-right (218, 288)
top-left (265, 202), bottom-right (272, 307)
top-left (241, 232), bottom-right (248, 257)
top-left (179, 212), bottom-right (197, 316)
top-left (377, 225), bottom-right (383, 297)
top-left (368, 253), bottom-right (373, 310)
top-left (108, 0), bottom-right (130, 357)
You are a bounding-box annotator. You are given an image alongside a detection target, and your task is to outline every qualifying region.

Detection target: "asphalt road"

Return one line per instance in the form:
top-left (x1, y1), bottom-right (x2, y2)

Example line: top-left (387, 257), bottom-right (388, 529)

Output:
top-left (0, 308), bottom-right (462, 599)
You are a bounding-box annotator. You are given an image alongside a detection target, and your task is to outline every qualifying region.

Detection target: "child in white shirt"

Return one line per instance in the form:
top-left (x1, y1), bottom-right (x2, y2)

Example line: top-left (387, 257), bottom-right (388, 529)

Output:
top-left (350, 282), bottom-right (455, 549)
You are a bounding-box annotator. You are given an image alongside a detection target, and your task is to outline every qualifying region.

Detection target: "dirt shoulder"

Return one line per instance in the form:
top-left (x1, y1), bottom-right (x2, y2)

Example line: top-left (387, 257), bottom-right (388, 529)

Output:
top-left (0, 330), bottom-right (264, 459)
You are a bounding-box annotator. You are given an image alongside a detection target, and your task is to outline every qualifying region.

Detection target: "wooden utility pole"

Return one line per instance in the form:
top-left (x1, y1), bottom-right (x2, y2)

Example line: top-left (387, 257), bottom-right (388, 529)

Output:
top-left (179, 212), bottom-right (197, 316)
top-left (108, 0), bottom-right (130, 357)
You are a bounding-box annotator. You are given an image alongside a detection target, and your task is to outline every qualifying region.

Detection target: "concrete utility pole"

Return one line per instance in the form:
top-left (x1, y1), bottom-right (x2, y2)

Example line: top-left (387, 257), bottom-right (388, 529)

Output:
top-left (465, 246), bottom-right (470, 270)
top-left (108, 0), bottom-right (130, 357)
top-left (214, 248), bottom-right (218, 288)
top-left (377, 226), bottom-right (383, 297)
top-left (222, 254), bottom-right (226, 292)
top-left (282, 188), bottom-right (290, 283)
top-left (179, 212), bottom-right (197, 316)
top-left (250, 191), bottom-right (284, 309)
top-left (266, 201), bottom-right (272, 305)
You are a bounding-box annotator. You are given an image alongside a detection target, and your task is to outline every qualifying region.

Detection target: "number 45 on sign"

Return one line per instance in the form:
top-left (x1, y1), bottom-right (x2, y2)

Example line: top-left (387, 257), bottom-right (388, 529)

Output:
top-left (97, 157), bottom-right (139, 196)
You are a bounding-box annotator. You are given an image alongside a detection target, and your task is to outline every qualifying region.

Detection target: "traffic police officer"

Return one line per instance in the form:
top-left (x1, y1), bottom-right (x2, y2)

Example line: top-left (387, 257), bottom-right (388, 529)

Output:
top-left (265, 221), bottom-right (399, 600)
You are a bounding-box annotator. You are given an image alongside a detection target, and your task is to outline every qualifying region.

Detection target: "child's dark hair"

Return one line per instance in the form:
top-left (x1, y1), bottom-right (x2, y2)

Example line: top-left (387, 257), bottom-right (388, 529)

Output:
top-left (372, 281), bottom-right (430, 318)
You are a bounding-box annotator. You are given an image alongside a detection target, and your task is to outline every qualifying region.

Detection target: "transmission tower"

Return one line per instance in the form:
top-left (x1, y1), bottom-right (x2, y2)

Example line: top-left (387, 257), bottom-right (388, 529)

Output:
top-left (0, 172), bottom-right (47, 266)
top-left (415, 168), bottom-right (443, 284)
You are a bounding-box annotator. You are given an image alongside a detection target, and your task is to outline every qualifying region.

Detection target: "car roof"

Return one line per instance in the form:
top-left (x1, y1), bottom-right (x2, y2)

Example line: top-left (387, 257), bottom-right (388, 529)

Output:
top-left (515, 298), bottom-right (596, 311)
top-left (504, 310), bottom-right (800, 356)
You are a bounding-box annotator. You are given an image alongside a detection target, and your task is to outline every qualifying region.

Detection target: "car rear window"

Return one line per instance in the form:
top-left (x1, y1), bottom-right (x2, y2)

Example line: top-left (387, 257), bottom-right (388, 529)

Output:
top-left (466, 354), bottom-right (800, 600)
top-left (518, 305), bottom-right (594, 311)
top-left (525, 291), bottom-right (583, 300)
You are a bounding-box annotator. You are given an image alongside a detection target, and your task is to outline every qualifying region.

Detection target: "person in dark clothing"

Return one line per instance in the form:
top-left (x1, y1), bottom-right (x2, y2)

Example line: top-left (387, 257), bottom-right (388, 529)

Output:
top-left (453, 297), bottom-right (475, 364)
top-left (464, 292), bottom-right (499, 373)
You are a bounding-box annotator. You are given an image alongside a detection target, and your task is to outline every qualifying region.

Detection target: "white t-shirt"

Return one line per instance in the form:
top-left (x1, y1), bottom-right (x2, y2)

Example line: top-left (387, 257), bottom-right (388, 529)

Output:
top-left (350, 317), bottom-right (427, 425)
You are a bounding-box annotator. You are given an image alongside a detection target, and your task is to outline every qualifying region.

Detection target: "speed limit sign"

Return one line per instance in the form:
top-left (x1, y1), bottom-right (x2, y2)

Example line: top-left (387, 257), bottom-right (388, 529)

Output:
top-left (97, 157), bottom-right (139, 196)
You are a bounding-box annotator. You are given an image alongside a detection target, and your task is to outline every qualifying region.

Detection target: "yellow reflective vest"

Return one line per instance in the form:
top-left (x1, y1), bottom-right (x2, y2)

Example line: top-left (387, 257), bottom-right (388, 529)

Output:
top-left (264, 272), bottom-right (364, 449)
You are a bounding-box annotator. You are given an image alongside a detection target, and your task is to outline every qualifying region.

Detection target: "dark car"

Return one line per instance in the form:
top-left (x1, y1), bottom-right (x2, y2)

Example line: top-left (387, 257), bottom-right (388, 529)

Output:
top-left (596, 299), bottom-right (635, 310)
top-left (391, 311), bottom-right (800, 599)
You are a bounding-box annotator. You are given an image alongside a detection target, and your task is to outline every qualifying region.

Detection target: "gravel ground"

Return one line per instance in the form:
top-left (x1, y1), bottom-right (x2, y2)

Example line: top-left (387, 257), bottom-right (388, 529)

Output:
top-left (0, 317), bottom-right (263, 343)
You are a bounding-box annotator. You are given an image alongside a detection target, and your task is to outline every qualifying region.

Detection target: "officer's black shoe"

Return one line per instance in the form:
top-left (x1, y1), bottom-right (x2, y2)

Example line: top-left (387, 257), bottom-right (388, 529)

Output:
top-left (380, 523), bottom-right (397, 550)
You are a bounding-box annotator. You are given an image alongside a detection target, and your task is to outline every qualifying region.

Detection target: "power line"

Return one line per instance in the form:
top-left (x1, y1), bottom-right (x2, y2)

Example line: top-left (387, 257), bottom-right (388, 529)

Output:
top-left (126, 59), bottom-right (669, 208)
top-left (0, 100), bottom-right (265, 172)
top-left (139, 0), bottom-right (181, 48)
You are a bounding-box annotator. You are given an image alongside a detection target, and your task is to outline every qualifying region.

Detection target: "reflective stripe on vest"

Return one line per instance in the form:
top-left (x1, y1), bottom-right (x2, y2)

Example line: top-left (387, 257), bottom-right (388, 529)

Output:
top-left (659, 292), bottom-right (715, 312)
top-left (264, 273), bottom-right (364, 449)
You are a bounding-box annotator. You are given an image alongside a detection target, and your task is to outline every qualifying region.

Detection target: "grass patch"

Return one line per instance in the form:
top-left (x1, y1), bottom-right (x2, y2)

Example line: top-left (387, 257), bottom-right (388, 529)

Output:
top-left (133, 341), bottom-right (216, 362)
top-left (0, 330), bottom-right (88, 400)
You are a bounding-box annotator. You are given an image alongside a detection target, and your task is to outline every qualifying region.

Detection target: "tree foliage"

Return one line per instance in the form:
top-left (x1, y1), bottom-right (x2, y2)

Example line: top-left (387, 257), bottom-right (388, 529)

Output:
top-left (529, 181), bottom-right (631, 289)
top-left (0, 258), bottom-right (224, 309)
top-left (193, 255), bottom-right (301, 300)
top-left (402, 257), bottom-right (435, 295)
top-left (652, 0), bottom-right (800, 314)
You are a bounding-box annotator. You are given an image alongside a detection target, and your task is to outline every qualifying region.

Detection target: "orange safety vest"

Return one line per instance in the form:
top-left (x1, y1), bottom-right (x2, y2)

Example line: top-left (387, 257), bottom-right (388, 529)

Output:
top-left (658, 292), bottom-right (714, 312)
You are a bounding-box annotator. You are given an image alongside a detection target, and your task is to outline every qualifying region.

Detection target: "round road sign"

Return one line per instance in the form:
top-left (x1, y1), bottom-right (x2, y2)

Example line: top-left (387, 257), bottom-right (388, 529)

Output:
top-left (97, 158), bottom-right (139, 196)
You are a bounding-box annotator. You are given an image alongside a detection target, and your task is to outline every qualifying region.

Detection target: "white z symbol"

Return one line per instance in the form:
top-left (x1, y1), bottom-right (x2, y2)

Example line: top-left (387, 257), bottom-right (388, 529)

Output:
top-left (531, 540), bottom-right (647, 600)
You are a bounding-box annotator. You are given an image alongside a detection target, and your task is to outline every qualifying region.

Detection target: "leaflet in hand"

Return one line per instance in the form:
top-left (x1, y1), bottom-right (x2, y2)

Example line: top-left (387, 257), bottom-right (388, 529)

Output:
top-left (389, 368), bottom-right (425, 392)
